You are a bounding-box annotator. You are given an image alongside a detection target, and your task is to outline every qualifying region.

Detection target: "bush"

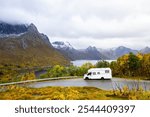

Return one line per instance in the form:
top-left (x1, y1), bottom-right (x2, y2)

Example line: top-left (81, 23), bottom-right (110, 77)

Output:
top-left (110, 53), bottom-right (150, 79)
top-left (40, 63), bottom-right (94, 78)
top-left (113, 85), bottom-right (150, 100)
top-left (20, 72), bottom-right (36, 81)
top-left (96, 61), bottom-right (110, 68)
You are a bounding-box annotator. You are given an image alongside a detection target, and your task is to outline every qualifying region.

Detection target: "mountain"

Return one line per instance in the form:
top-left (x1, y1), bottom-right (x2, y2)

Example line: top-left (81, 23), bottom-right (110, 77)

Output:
top-left (52, 41), bottom-right (144, 60)
top-left (98, 46), bottom-right (138, 59)
top-left (0, 22), bottom-right (70, 67)
top-left (85, 46), bottom-right (106, 60)
top-left (0, 21), bottom-right (28, 35)
top-left (98, 48), bottom-right (116, 59)
top-left (52, 41), bottom-right (108, 60)
top-left (140, 47), bottom-right (150, 54)
top-left (52, 41), bottom-right (73, 50)
top-left (52, 41), bottom-right (79, 60)
top-left (114, 46), bottom-right (138, 57)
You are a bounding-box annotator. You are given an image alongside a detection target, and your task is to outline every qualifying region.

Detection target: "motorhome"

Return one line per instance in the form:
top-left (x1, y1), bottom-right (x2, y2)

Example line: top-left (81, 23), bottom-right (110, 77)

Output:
top-left (84, 68), bottom-right (112, 80)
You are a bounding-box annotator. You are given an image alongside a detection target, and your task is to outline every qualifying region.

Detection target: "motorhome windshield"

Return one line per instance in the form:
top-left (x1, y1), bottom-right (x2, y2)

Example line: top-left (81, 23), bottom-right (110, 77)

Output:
top-left (87, 72), bottom-right (91, 75)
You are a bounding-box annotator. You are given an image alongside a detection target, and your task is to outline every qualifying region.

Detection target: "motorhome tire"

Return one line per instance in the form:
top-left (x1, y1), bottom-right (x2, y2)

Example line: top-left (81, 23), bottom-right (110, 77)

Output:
top-left (101, 77), bottom-right (104, 80)
top-left (85, 77), bottom-right (89, 80)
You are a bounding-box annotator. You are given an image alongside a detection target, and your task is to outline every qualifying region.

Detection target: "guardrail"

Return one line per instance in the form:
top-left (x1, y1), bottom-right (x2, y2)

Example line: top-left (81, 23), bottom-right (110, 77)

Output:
top-left (0, 76), bottom-right (79, 86)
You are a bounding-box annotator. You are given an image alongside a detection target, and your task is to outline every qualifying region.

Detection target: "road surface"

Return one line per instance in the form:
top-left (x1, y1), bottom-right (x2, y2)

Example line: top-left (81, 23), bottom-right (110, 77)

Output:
top-left (28, 78), bottom-right (150, 90)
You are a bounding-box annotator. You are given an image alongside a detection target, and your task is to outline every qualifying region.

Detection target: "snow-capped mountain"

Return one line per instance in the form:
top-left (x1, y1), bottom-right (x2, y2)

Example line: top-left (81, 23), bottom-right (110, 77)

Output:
top-left (52, 41), bottom-right (73, 50)
top-left (52, 41), bottom-right (150, 60)
top-left (52, 41), bottom-right (108, 60)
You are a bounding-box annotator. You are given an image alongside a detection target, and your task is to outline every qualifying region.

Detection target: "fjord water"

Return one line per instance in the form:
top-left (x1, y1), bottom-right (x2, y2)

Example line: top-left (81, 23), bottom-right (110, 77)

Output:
top-left (71, 60), bottom-right (116, 66)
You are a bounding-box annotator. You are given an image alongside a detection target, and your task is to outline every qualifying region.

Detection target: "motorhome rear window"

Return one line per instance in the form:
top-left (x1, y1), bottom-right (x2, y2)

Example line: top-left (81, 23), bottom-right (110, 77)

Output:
top-left (105, 70), bottom-right (109, 73)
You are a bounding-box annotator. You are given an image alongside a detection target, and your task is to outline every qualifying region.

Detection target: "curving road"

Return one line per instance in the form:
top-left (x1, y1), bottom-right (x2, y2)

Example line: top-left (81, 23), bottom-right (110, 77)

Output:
top-left (28, 78), bottom-right (150, 90)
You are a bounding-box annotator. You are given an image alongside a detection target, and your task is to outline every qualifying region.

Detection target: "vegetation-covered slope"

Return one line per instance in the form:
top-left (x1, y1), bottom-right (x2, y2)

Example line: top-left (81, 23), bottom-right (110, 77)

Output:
top-left (0, 23), bottom-right (70, 67)
top-left (0, 22), bottom-right (70, 83)
top-left (0, 86), bottom-right (150, 100)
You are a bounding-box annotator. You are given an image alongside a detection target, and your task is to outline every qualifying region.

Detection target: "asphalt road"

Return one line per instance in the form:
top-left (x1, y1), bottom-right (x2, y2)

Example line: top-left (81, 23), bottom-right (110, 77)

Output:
top-left (28, 78), bottom-right (150, 90)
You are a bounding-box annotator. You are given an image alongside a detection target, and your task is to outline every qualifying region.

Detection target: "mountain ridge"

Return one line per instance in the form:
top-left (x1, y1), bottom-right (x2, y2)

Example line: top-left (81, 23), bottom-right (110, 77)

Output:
top-left (52, 41), bottom-right (150, 60)
top-left (52, 41), bottom-right (108, 60)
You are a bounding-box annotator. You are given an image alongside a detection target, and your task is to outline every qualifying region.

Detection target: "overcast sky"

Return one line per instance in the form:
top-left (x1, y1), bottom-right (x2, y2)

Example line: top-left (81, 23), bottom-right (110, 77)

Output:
top-left (0, 0), bottom-right (150, 49)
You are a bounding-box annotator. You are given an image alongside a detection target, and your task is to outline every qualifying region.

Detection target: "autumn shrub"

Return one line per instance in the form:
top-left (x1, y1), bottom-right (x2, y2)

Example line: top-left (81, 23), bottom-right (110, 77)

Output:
top-left (96, 60), bottom-right (109, 68)
top-left (111, 53), bottom-right (150, 79)
top-left (19, 72), bottom-right (36, 81)
top-left (40, 63), bottom-right (94, 78)
top-left (113, 85), bottom-right (150, 100)
top-left (0, 86), bottom-right (113, 100)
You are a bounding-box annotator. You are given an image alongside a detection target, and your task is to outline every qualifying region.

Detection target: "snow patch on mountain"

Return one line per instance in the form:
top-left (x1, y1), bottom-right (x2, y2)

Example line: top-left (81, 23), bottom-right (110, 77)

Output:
top-left (52, 41), bottom-right (73, 50)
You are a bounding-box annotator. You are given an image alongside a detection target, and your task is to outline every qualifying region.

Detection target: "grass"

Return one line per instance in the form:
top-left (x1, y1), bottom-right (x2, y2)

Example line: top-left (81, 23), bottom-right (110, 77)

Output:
top-left (0, 86), bottom-right (122, 100)
top-left (0, 85), bottom-right (150, 100)
top-left (114, 76), bottom-right (150, 81)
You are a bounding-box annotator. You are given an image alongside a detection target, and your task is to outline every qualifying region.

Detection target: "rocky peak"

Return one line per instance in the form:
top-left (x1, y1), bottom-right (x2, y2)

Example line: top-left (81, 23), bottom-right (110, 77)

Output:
top-left (40, 33), bottom-right (52, 46)
top-left (27, 23), bottom-right (38, 33)
top-left (0, 22), bottom-right (40, 36)
top-left (86, 46), bottom-right (98, 51)
top-left (0, 21), bottom-right (28, 35)
top-left (0, 21), bottom-right (52, 48)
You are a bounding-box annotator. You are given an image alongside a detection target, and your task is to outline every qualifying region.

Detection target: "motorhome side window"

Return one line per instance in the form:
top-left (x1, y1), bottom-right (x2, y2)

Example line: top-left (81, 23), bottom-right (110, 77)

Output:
top-left (93, 72), bottom-right (96, 75)
top-left (105, 70), bottom-right (109, 73)
top-left (97, 72), bottom-right (100, 74)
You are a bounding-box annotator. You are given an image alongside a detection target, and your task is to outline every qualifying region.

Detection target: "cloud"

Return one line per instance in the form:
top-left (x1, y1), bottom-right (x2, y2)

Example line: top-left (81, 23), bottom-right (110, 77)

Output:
top-left (53, 36), bottom-right (150, 50)
top-left (0, 0), bottom-right (150, 49)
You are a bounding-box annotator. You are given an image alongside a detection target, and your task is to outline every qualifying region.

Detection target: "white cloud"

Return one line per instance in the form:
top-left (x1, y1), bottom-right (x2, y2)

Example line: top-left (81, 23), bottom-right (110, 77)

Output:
top-left (0, 0), bottom-right (150, 49)
top-left (51, 36), bottom-right (150, 50)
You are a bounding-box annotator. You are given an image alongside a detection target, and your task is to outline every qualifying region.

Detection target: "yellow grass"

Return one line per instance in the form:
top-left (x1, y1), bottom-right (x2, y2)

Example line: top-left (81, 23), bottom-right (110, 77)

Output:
top-left (0, 85), bottom-right (150, 100)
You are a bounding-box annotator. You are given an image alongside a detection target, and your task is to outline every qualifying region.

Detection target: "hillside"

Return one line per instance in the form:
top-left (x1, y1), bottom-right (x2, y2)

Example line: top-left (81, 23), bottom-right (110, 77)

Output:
top-left (0, 22), bottom-right (70, 68)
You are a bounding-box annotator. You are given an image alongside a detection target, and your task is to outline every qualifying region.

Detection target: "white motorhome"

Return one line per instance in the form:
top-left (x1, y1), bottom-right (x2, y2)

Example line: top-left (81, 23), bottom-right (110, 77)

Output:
top-left (84, 68), bottom-right (112, 80)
